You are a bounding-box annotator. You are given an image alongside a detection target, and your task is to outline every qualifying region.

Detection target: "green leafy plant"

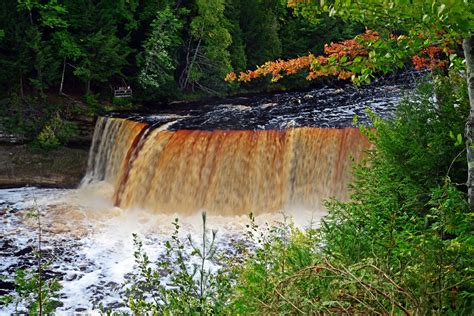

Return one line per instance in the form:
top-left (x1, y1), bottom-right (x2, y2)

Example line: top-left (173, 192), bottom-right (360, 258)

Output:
top-left (111, 97), bottom-right (134, 109)
top-left (36, 113), bottom-right (78, 150)
top-left (1, 204), bottom-right (62, 314)
top-left (124, 212), bottom-right (233, 314)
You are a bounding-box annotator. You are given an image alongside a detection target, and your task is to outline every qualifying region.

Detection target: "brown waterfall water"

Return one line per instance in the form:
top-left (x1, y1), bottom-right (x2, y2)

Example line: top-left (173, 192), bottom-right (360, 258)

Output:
top-left (83, 117), bottom-right (369, 215)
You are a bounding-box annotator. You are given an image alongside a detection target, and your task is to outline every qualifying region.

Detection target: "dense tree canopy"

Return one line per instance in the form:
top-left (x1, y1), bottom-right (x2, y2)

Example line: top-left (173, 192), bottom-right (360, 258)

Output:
top-left (0, 0), bottom-right (362, 102)
top-left (229, 1), bottom-right (472, 84)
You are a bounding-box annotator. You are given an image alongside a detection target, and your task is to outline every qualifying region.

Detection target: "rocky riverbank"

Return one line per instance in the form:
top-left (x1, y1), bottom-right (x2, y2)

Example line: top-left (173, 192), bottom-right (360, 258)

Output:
top-left (0, 144), bottom-right (89, 188)
top-left (0, 112), bottom-right (93, 188)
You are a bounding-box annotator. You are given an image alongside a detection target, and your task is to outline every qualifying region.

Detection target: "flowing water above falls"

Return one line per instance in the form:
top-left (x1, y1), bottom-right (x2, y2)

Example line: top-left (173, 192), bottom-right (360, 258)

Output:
top-left (1, 76), bottom-right (417, 312)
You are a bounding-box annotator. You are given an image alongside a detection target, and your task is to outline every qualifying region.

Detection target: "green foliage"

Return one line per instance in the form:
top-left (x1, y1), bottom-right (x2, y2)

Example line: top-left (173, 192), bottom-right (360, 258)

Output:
top-left (0, 95), bottom-right (78, 149)
top-left (112, 97), bottom-right (133, 109)
top-left (0, 0), bottom-right (368, 101)
top-left (294, 0), bottom-right (473, 37)
top-left (65, 0), bottom-right (136, 94)
top-left (280, 12), bottom-right (363, 59)
top-left (224, 0), bottom-right (247, 73)
top-left (179, 0), bottom-right (233, 94)
top-left (2, 267), bottom-right (62, 314)
top-left (36, 113), bottom-right (78, 150)
top-left (36, 124), bottom-right (60, 149)
top-left (239, 0), bottom-right (284, 68)
top-left (138, 5), bottom-right (187, 93)
top-left (1, 205), bottom-right (62, 314)
top-left (289, 0), bottom-right (473, 85)
top-left (124, 212), bottom-right (233, 314)
top-left (227, 74), bottom-right (474, 314)
top-left (228, 214), bottom-right (320, 314)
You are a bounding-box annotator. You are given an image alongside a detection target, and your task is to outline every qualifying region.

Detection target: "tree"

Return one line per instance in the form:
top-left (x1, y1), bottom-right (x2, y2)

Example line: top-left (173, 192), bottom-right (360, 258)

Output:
top-left (239, 0), bottom-right (284, 68)
top-left (53, 31), bottom-right (82, 95)
top-left (224, 0), bottom-right (247, 72)
top-left (179, 0), bottom-right (232, 94)
top-left (14, 0), bottom-right (68, 96)
top-left (64, 0), bottom-right (136, 95)
top-left (279, 11), bottom-right (363, 59)
top-left (0, 1), bottom-right (33, 96)
top-left (293, 0), bottom-right (474, 208)
top-left (138, 3), bottom-right (186, 93)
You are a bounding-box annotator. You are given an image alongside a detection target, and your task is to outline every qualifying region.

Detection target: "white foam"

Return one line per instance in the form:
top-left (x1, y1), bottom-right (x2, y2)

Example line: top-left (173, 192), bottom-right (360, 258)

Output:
top-left (0, 187), bottom-right (326, 313)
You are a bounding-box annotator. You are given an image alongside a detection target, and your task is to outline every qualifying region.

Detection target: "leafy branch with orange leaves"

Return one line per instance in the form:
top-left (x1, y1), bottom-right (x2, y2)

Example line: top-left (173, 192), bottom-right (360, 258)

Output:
top-left (226, 29), bottom-right (460, 85)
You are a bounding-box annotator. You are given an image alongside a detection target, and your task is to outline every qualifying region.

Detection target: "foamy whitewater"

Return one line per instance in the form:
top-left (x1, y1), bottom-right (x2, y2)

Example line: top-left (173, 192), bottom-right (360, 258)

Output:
top-left (0, 185), bottom-right (324, 313)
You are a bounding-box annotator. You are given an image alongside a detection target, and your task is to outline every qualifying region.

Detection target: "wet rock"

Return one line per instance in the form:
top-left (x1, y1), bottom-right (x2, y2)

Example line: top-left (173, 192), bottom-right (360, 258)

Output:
top-left (0, 280), bottom-right (15, 294)
top-left (79, 265), bottom-right (94, 272)
top-left (43, 269), bottom-right (65, 280)
top-left (106, 301), bottom-right (127, 309)
top-left (14, 245), bottom-right (33, 256)
top-left (8, 208), bottom-right (20, 214)
top-left (65, 273), bottom-right (80, 281)
top-left (0, 239), bottom-right (13, 252)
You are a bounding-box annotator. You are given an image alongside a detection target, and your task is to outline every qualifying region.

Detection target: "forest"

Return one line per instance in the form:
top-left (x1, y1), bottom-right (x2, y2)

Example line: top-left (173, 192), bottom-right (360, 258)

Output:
top-left (0, 0), bottom-right (363, 99)
top-left (0, 0), bottom-right (473, 314)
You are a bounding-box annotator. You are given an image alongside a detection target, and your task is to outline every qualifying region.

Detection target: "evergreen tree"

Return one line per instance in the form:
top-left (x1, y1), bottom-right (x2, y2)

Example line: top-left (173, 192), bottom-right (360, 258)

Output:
top-left (138, 2), bottom-right (187, 94)
top-left (224, 0), bottom-right (247, 72)
top-left (179, 0), bottom-right (232, 94)
top-left (64, 0), bottom-right (135, 94)
top-left (0, 1), bottom-right (32, 96)
top-left (0, 0), bottom-right (370, 100)
top-left (239, 0), bottom-right (283, 67)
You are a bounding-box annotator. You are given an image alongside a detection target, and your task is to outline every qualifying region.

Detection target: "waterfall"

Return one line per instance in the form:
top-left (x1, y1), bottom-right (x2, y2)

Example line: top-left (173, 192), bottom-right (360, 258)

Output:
top-left (83, 117), bottom-right (369, 215)
top-left (81, 117), bottom-right (148, 188)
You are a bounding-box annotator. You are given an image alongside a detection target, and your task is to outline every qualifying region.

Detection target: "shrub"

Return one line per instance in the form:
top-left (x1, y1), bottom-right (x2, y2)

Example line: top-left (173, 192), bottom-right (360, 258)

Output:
top-left (123, 213), bottom-right (233, 314)
top-left (36, 113), bottom-right (78, 150)
top-left (112, 97), bottom-right (133, 109)
top-left (227, 215), bottom-right (321, 314)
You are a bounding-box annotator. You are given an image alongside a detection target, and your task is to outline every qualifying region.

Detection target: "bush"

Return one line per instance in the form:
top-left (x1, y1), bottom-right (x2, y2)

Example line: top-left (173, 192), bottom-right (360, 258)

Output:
top-left (36, 113), bottom-right (78, 150)
top-left (123, 213), bottom-right (233, 314)
top-left (36, 124), bottom-right (60, 150)
top-left (227, 215), bottom-right (321, 314)
top-left (112, 96), bottom-right (133, 109)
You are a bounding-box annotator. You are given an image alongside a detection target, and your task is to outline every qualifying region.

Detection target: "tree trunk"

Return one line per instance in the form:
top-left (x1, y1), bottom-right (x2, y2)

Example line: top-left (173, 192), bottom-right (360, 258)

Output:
top-left (59, 57), bottom-right (66, 95)
top-left (19, 74), bottom-right (24, 98)
top-left (183, 37), bottom-right (202, 90)
top-left (86, 80), bottom-right (91, 95)
top-left (36, 65), bottom-right (44, 97)
top-left (463, 35), bottom-right (474, 210)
